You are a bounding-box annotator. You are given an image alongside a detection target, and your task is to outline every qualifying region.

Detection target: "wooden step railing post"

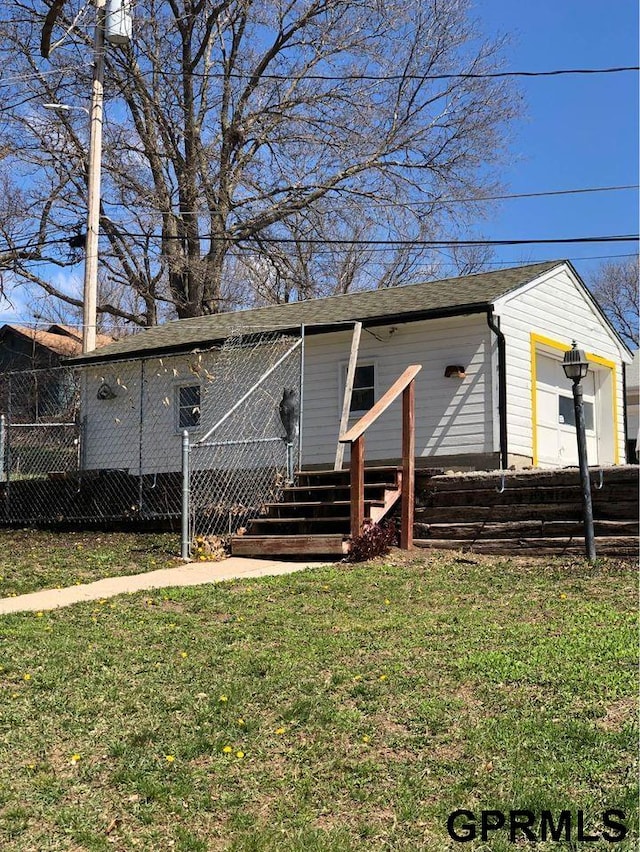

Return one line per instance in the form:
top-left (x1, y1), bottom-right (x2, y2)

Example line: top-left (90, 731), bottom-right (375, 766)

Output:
top-left (350, 434), bottom-right (365, 537)
top-left (401, 379), bottom-right (415, 549)
top-left (339, 364), bottom-right (421, 548)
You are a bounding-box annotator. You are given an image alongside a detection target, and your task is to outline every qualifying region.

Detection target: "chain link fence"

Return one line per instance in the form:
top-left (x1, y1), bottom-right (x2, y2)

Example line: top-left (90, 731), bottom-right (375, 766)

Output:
top-left (190, 330), bottom-right (303, 538)
top-left (0, 330), bottom-right (303, 546)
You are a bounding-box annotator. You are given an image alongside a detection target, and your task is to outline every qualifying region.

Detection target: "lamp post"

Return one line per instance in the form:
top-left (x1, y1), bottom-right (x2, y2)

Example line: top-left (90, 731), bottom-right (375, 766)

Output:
top-left (562, 341), bottom-right (596, 562)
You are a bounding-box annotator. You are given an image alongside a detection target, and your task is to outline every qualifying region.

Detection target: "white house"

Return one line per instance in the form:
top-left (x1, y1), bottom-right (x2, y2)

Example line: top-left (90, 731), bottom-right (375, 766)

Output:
top-left (71, 260), bottom-right (632, 473)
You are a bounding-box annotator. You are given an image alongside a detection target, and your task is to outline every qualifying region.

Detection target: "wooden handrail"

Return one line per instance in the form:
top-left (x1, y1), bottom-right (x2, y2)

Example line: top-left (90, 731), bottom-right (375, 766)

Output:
top-left (338, 364), bottom-right (421, 550)
top-left (339, 364), bottom-right (422, 444)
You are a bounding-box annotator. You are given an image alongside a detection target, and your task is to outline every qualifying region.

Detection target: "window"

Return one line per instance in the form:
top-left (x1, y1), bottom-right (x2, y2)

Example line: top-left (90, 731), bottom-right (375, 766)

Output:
top-left (343, 363), bottom-right (375, 414)
top-left (177, 384), bottom-right (200, 430)
top-left (558, 394), bottom-right (594, 431)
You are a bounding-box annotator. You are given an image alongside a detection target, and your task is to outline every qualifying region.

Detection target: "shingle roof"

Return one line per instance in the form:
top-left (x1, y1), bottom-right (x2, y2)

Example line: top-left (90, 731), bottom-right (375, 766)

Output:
top-left (71, 260), bottom-right (563, 364)
top-left (0, 324), bottom-right (114, 356)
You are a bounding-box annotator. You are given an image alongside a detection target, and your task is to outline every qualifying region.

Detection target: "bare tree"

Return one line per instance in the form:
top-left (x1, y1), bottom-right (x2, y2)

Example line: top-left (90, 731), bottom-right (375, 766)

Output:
top-left (0, 0), bottom-right (517, 328)
top-left (589, 256), bottom-right (639, 349)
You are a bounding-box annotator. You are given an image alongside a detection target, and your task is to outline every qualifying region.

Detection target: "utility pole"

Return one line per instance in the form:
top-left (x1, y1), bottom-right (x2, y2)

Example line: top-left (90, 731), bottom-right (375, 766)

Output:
top-left (82, 0), bottom-right (106, 354)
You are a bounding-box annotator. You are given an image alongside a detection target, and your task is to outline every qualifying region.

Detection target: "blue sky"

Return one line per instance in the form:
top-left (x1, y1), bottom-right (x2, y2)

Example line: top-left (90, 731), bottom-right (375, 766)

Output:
top-left (473, 0), bottom-right (639, 281)
top-left (0, 0), bottom-right (637, 324)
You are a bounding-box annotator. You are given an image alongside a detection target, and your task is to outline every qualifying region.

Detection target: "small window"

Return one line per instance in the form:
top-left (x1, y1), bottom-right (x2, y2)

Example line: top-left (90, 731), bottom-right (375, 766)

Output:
top-left (558, 395), bottom-right (594, 430)
top-left (177, 385), bottom-right (200, 429)
top-left (345, 364), bottom-right (375, 414)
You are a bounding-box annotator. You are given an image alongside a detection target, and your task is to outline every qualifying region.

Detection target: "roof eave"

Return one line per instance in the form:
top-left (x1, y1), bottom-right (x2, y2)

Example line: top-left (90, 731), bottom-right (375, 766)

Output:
top-left (67, 301), bottom-right (493, 366)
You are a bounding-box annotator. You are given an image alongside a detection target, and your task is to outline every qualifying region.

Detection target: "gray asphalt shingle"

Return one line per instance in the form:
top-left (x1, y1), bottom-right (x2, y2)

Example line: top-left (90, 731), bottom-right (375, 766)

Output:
top-left (71, 260), bottom-right (563, 363)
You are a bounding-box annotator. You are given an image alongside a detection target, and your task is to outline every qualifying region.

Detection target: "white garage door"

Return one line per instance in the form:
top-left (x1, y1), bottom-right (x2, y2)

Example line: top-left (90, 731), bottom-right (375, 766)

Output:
top-left (536, 353), bottom-right (598, 467)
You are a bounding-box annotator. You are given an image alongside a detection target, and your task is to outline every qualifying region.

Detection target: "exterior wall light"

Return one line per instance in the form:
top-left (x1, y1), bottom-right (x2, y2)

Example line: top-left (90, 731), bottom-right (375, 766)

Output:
top-left (444, 365), bottom-right (466, 378)
top-left (97, 381), bottom-right (117, 400)
top-left (562, 341), bottom-right (595, 562)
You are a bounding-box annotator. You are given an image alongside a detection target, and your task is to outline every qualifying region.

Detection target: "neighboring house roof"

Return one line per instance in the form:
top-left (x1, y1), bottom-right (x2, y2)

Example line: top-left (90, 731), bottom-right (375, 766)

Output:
top-left (71, 260), bottom-right (564, 365)
top-left (0, 324), bottom-right (114, 358)
top-left (626, 350), bottom-right (640, 392)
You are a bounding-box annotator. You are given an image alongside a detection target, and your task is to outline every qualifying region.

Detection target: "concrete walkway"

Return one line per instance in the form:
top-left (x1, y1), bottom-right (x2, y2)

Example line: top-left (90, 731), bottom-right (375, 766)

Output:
top-left (0, 557), bottom-right (329, 615)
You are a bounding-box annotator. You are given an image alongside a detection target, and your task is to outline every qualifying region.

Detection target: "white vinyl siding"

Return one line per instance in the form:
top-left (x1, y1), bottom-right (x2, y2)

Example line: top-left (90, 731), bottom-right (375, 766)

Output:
top-left (82, 353), bottom-right (217, 474)
top-left (495, 266), bottom-right (627, 464)
top-left (302, 315), bottom-right (493, 466)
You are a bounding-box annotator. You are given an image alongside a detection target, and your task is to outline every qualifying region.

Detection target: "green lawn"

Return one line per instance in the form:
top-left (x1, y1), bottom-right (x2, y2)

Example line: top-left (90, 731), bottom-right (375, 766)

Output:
top-left (0, 548), bottom-right (637, 850)
top-left (0, 529), bottom-right (181, 597)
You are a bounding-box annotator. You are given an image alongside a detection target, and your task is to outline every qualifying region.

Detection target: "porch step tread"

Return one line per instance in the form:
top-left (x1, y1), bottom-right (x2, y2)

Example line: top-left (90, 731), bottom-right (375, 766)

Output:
top-left (263, 499), bottom-right (385, 510)
top-left (284, 483), bottom-right (398, 493)
top-left (231, 534), bottom-right (348, 557)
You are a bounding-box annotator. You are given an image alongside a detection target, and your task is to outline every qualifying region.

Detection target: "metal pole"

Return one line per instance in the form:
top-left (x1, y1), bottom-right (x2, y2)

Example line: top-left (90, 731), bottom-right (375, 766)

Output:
top-left (82, 0), bottom-right (106, 354)
top-left (181, 430), bottom-right (191, 560)
top-left (0, 414), bottom-right (5, 482)
top-left (298, 325), bottom-right (305, 472)
top-left (286, 442), bottom-right (293, 483)
top-left (572, 378), bottom-right (596, 562)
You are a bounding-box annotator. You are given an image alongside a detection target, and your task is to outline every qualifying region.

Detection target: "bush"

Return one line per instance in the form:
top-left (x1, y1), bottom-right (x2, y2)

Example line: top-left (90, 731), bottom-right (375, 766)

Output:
top-left (346, 519), bottom-right (398, 563)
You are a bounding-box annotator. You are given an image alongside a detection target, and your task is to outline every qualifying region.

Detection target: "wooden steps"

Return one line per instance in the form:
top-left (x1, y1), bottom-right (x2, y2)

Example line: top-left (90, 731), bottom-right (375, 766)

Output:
top-left (414, 466), bottom-right (639, 557)
top-left (232, 534), bottom-right (349, 557)
top-left (231, 466), bottom-right (403, 556)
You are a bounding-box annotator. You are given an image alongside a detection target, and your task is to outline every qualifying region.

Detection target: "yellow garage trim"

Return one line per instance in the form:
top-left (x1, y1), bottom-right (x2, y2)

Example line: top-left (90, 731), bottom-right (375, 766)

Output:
top-left (529, 333), bottom-right (619, 466)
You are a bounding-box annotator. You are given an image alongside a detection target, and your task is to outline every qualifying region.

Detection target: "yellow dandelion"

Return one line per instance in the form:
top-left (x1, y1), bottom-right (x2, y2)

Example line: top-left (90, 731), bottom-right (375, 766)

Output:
top-left (353, 675), bottom-right (362, 682)
top-left (379, 674), bottom-right (387, 681)
top-left (165, 754), bottom-right (175, 762)
top-left (237, 718), bottom-right (245, 726)
top-left (70, 753), bottom-right (81, 764)
top-left (23, 673), bottom-right (31, 681)
top-left (36, 611), bottom-right (44, 618)
top-left (180, 651), bottom-right (188, 658)
top-left (384, 598), bottom-right (390, 605)
top-left (560, 593), bottom-right (567, 599)
top-left (222, 745), bottom-right (232, 754)
top-left (218, 695), bottom-right (228, 703)
top-left (275, 727), bottom-right (286, 735)
top-left (236, 751), bottom-right (244, 759)
top-left (362, 735), bottom-right (371, 743)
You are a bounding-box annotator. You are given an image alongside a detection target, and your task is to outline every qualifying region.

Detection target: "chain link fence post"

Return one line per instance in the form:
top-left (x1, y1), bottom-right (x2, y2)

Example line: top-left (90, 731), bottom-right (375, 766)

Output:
top-left (181, 429), bottom-right (190, 560)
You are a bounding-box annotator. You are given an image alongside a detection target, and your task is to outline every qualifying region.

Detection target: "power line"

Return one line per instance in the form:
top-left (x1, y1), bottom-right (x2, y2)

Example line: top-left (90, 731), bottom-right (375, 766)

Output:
top-left (104, 184), bottom-right (638, 225)
top-left (132, 64), bottom-right (640, 83)
top-left (0, 62), bottom-right (636, 91)
top-left (1, 232), bottom-right (638, 259)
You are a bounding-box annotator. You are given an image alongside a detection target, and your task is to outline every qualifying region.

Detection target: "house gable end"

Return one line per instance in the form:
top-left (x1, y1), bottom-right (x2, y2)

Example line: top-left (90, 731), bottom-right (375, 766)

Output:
top-left (493, 261), bottom-right (632, 361)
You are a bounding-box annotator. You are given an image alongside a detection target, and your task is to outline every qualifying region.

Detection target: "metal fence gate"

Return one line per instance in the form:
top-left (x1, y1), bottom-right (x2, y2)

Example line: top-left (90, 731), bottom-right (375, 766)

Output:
top-left (189, 329), bottom-right (303, 540)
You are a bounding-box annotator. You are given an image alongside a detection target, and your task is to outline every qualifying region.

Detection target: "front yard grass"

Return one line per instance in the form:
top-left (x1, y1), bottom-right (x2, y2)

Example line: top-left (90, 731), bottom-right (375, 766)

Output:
top-left (0, 550), bottom-right (637, 850)
top-left (0, 529), bottom-right (180, 597)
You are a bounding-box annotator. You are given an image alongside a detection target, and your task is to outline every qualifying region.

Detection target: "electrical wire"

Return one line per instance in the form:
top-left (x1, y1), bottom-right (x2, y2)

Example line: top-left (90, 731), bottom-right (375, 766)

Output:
top-left (137, 65), bottom-right (640, 83)
top-left (0, 61), bottom-right (636, 90)
top-left (0, 231), bottom-right (638, 259)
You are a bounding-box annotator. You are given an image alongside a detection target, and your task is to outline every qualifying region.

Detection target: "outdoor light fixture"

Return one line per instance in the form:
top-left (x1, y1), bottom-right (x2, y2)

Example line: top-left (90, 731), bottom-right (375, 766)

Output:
top-left (444, 365), bottom-right (466, 378)
top-left (562, 342), bottom-right (589, 382)
top-left (96, 381), bottom-right (117, 400)
top-left (562, 341), bottom-right (596, 562)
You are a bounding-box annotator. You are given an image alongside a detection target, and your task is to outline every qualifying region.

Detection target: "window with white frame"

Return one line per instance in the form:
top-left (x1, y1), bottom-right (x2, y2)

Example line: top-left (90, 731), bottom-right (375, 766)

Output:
top-left (176, 384), bottom-right (201, 430)
top-left (341, 363), bottom-right (376, 415)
